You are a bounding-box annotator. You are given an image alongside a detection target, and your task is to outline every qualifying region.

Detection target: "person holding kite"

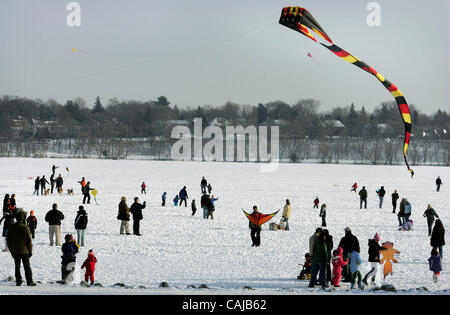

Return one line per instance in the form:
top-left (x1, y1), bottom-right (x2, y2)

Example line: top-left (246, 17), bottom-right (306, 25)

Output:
top-left (243, 206), bottom-right (278, 247)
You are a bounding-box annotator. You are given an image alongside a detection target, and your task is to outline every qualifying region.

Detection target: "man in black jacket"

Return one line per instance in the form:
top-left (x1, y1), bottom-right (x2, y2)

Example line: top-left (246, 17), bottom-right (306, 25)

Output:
top-left (338, 227), bottom-right (360, 282)
top-left (40, 175), bottom-right (50, 195)
top-left (130, 197), bottom-right (146, 236)
top-left (45, 203), bottom-right (64, 246)
top-left (200, 177), bottom-right (207, 193)
top-left (74, 206), bottom-right (88, 246)
top-left (33, 176), bottom-right (40, 195)
top-left (200, 192), bottom-right (212, 219)
top-left (391, 190), bottom-right (399, 213)
top-left (436, 176), bottom-right (442, 192)
top-left (362, 233), bottom-right (386, 286)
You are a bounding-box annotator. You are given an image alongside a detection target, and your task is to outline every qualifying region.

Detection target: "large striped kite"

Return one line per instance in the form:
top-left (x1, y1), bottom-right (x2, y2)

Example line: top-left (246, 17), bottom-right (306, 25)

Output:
top-left (279, 7), bottom-right (414, 177)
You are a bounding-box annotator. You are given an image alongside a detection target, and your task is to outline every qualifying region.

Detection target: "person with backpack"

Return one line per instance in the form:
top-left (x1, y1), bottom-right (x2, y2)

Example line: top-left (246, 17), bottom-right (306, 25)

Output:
top-left (359, 186), bottom-right (368, 209)
top-left (6, 210), bottom-right (35, 286)
top-left (423, 205), bottom-right (439, 237)
top-left (130, 197), bottom-right (146, 236)
top-left (376, 186), bottom-right (386, 209)
top-left (60, 234), bottom-right (79, 283)
top-left (391, 190), bottom-right (399, 213)
top-left (44, 203), bottom-right (64, 246)
top-left (117, 197), bottom-right (131, 235)
top-left (74, 206), bottom-right (88, 246)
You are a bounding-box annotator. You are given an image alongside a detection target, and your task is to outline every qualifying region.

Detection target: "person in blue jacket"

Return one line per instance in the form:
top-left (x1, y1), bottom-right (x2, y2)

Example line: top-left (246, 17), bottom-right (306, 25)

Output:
top-left (179, 186), bottom-right (188, 207)
top-left (350, 251), bottom-right (364, 289)
top-left (173, 195), bottom-right (179, 206)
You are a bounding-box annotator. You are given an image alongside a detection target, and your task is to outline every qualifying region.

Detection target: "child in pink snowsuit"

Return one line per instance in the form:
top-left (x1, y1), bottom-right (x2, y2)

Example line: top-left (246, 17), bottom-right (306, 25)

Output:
top-left (331, 246), bottom-right (348, 287)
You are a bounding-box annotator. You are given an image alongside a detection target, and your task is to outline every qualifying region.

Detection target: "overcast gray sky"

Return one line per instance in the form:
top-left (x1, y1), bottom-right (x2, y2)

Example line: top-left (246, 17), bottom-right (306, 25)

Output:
top-left (1, 0), bottom-right (449, 114)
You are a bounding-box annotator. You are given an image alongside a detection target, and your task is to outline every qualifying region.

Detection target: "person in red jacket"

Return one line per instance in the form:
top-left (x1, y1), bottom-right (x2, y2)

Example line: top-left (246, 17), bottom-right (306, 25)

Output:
top-left (313, 197), bottom-right (319, 209)
top-left (141, 182), bottom-right (147, 194)
top-left (331, 246), bottom-right (348, 287)
top-left (351, 182), bottom-right (358, 192)
top-left (81, 249), bottom-right (97, 285)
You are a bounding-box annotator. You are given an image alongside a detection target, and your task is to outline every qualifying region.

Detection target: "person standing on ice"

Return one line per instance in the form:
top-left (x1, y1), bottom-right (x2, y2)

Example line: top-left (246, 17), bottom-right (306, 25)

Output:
top-left (200, 177), bottom-right (207, 194)
top-left (55, 174), bottom-right (63, 193)
top-left (249, 206), bottom-right (262, 247)
top-left (428, 248), bottom-right (442, 283)
top-left (423, 205), bottom-right (439, 237)
top-left (338, 227), bottom-right (360, 282)
top-left (117, 197), bottom-right (131, 235)
top-left (161, 192), bottom-right (167, 206)
top-left (319, 204), bottom-right (327, 227)
top-left (201, 192), bottom-right (212, 219)
top-left (81, 249), bottom-right (97, 286)
top-left (74, 206), bottom-right (88, 246)
top-left (33, 176), bottom-right (40, 196)
top-left (51, 165), bottom-right (58, 176)
top-left (45, 203), bottom-right (64, 246)
top-left (358, 186), bottom-right (368, 209)
top-left (40, 175), bottom-right (49, 195)
top-left (436, 176), bottom-right (442, 192)
top-left (313, 197), bottom-right (319, 209)
top-left (173, 195), bottom-right (179, 206)
top-left (191, 199), bottom-right (197, 216)
top-left (179, 186), bottom-right (188, 207)
top-left (281, 199), bottom-right (292, 230)
top-left (308, 231), bottom-right (328, 289)
top-left (207, 183), bottom-right (212, 194)
top-left (430, 219), bottom-right (445, 259)
top-left (208, 195), bottom-right (218, 219)
top-left (376, 186), bottom-right (386, 209)
top-left (130, 197), bottom-right (146, 236)
top-left (50, 173), bottom-right (55, 194)
top-left (60, 234), bottom-right (79, 284)
top-left (78, 177), bottom-right (86, 194)
top-left (362, 233), bottom-right (386, 286)
top-left (391, 190), bottom-right (399, 213)
top-left (351, 182), bottom-right (357, 192)
top-left (141, 182), bottom-right (147, 194)
top-left (82, 182), bottom-right (94, 204)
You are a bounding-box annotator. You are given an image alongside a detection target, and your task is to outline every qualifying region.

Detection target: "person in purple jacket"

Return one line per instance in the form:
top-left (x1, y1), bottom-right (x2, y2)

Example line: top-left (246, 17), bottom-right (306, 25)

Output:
top-left (428, 248), bottom-right (442, 283)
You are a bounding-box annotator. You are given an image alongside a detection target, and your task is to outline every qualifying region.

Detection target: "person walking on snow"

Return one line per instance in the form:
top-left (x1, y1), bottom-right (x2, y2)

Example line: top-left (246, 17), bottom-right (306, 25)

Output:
top-left (191, 200), bottom-right (197, 216)
top-left (82, 182), bottom-right (94, 204)
top-left (351, 182), bottom-right (357, 192)
top-left (173, 195), bottom-right (179, 206)
top-left (81, 249), bottom-right (97, 286)
top-left (130, 197), bottom-right (146, 236)
top-left (391, 190), bottom-right (399, 213)
top-left (282, 199), bottom-right (292, 230)
top-left (430, 219), bottom-right (445, 259)
top-left (359, 186), bottom-right (368, 209)
top-left (33, 176), bottom-right (40, 196)
top-left (436, 176), bottom-right (442, 192)
top-left (331, 247), bottom-right (348, 287)
top-left (200, 177), bottom-right (207, 194)
top-left (423, 205), bottom-right (439, 237)
top-left (161, 192), bottom-right (167, 206)
top-left (141, 182), bottom-right (146, 194)
top-left (179, 186), bottom-right (188, 207)
top-left (319, 204), bottom-right (327, 227)
top-left (428, 248), bottom-right (442, 283)
top-left (313, 197), bottom-right (319, 209)
top-left (362, 233), bottom-right (386, 286)
top-left (40, 175), bottom-right (49, 195)
top-left (376, 186), bottom-right (386, 209)
top-left (74, 206), bottom-right (88, 246)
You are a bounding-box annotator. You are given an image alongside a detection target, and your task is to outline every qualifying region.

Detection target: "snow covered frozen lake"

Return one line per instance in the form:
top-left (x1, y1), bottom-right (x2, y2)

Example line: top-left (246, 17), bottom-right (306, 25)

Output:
top-left (0, 158), bottom-right (449, 295)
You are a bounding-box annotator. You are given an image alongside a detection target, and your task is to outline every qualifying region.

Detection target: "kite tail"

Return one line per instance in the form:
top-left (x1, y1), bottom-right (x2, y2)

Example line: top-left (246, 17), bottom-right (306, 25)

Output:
top-left (322, 43), bottom-right (414, 176)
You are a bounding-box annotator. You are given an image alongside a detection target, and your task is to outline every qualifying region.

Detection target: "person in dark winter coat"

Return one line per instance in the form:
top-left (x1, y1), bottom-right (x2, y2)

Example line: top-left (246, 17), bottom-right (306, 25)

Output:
top-left (391, 190), bottom-right (399, 213)
top-left (130, 197), bottom-right (146, 236)
top-left (179, 186), bottom-right (188, 207)
top-left (82, 182), bottom-right (94, 204)
top-left (207, 183), bottom-right (212, 194)
top-left (338, 227), bottom-right (360, 282)
top-left (33, 177), bottom-right (40, 195)
top-left (362, 233), bottom-right (386, 286)
top-left (45, 203), bottom-right (64, 246)
top-left (376, 186), bottom-right (386, 209)
top-left (162, 192), bottom-right (167, 206)
top-left (55, 174), bottom-right (63, 193)
top-left (323, 229), bottom-right (333, 285)
top-left (428, 248), bottom-right (442, 283)
top-left (201, 192), bottom-right (213, 219)
top-left (359, 186), bottom-right (368, 209)
top-left (6, 210), bottom-right (35, 286)
top-left (249, 206), bottom-right (262, 247)
top-left (81, 249), bottom-right (97, 285)
top-left (201, 177), bottom-right (207, 193)
top-left (40, 176), bottom-right (50, 195)
top-left (319, 204), bottom-right (327, 227)
top-left (430, 219), bottom-right (445, 259)
top-left (50, 174), bottom-right (55, 194)
top-left (74, 206), bottom-right (88, 246)
top-left (1, 195), bottom-right (14, 252)
top-left (117, 197), bottom-right (131, 235)
top-left (52, 165), bottom-right (58, 176)
top-left (424, 205), bottom-right (439, 237)
top-left (308, 232), bottom-right (328, 289)
top-left (26, 211), bottom-right (37, 239)
top-left (436, 176), bottom-right (442, 192)
top-left (313, 197), bottom-right (319, 209)
top-left (60, 234), bottom-right (79, 283)
top-left (191, 200), bottom-right (197, 216)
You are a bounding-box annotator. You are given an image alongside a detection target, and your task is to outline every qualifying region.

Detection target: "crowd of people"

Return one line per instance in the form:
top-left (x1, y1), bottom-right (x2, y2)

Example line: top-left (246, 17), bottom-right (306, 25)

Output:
top-left (0, 168), bottom-right (446, 290)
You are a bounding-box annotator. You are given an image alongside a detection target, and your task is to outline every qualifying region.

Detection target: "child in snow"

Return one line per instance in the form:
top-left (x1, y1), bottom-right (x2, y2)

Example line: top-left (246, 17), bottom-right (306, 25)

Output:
top-left (399, 219), bottom-right (414, 231)
top-left (313, 197), bottom-right (319, 209)
top-left (350, 251), bottom-right (364, 289)
top-left (162, 192), bottom-right (167, 206)
top-left (331, 247), bottom-right (348, 287)
top-left (191, 200), bottom-right (197, 216)
top-left (351, 182), bottom-right (357, 192)
top-left (81, 249), bottom-right (97, 285)
top-left (428, 248), bottom-right (442, 283)
top-left (26, 210), bottom-right (37, 239)
top-left (141, 182), bottom-right (146, 194)
top-left (173, 195), bottom-right (179, 206)
top-left (61, 234), bottom-right (80, 283)
top-left (363, 233), bottom-right (386, 286)
top-left (298, 253), bottom-right (312, 280)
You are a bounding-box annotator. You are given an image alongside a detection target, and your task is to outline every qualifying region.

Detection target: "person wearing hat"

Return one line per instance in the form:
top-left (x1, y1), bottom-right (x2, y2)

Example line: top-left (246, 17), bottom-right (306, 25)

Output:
top-left (338, 227), bottom-right (360, 282)
top-left (6, 210), bottom-right (36, 286)
top-left (26, 210), bottom-right (37, 239)
top-left (61, 234), bottom-right (79, 283)
top-left (81, 249), bottom-right (97, 286)
top-left (319, 204), bottom-right (327, 227)
top-left (74, 206), bottom-right (88, 246)
top-left (363, 232), bottom-right (387, 286)
top-left (282, 199), bottom-right (292, 231)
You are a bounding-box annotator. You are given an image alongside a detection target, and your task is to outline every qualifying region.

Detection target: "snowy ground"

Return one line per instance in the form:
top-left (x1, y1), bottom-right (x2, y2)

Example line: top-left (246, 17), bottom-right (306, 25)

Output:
top-left (0, 158), bottom-right (449, 295)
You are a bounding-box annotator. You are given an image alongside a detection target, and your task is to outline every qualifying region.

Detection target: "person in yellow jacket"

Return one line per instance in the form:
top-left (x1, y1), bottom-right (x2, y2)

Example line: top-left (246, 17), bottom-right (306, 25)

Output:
top-left (282, 199), bottom-right (292, 230)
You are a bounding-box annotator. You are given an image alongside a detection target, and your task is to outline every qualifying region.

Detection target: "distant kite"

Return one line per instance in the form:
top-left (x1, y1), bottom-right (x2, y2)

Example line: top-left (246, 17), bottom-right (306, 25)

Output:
top-left (307, 52), bottom-right (321, 65)
top-left (279, 7), bottom-right (414, 177)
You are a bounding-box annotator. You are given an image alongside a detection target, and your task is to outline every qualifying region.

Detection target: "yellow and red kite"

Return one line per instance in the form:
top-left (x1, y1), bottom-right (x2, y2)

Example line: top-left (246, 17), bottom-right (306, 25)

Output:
top-left (380, 241), bottom-right (400, 279)
top-left (243, 209), bottom-right (279, 226)
top-left (279, 7), bottom-right (414, 177)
